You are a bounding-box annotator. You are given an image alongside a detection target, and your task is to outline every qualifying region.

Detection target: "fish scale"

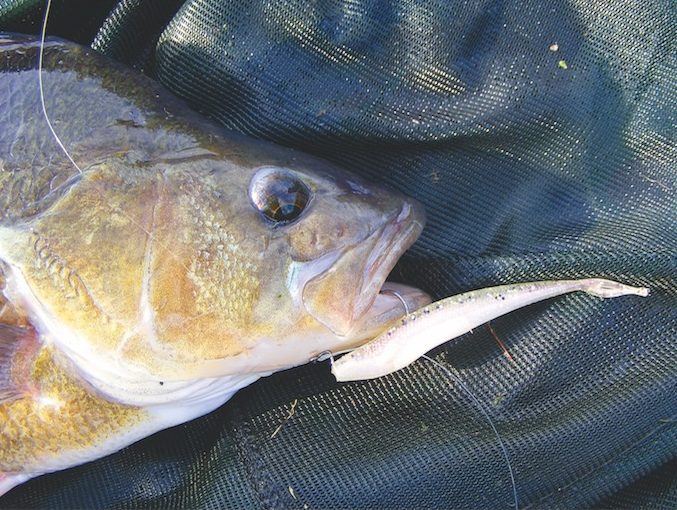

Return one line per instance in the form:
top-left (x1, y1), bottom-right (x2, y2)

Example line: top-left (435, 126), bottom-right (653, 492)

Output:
top-left (0, 344), bottom-right (145, 473)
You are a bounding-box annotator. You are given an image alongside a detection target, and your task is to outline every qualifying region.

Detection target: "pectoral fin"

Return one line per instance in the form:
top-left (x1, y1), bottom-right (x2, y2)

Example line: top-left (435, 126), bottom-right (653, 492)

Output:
top-left (0, 323), bottom-right (39, 404)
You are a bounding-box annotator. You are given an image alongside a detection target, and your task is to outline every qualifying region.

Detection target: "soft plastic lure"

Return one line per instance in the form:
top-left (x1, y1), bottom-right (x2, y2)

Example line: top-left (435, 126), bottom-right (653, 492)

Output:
top-left (332, 278), bottom-right (650, 381)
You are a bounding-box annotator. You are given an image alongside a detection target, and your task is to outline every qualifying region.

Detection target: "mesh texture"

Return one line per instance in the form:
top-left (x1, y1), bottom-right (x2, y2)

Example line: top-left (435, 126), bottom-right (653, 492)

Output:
top-left (0, 0), bottom-right (675, 508)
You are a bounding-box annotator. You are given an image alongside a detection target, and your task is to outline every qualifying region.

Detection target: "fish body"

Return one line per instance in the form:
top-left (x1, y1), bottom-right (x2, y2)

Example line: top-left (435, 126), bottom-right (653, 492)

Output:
top-left (0, 34), bottom-right (428, 494)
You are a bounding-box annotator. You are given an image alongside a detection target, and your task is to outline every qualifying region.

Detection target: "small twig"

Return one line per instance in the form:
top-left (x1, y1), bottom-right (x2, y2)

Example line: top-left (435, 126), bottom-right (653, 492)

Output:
top-left (486, 323), bottom-right (515, 363)
top-left (270, 399), bottom-right (298, 438)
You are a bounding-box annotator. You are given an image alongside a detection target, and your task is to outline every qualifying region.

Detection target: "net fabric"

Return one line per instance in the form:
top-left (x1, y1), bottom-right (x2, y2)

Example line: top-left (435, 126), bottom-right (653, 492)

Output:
top-left (0, 0), bottom-right (675, 508)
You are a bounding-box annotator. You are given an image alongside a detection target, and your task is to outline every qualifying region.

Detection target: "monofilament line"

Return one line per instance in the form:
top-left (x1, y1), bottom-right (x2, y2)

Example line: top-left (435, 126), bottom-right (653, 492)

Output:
top-left (423, 355), bottom-right (519, 510)
top-left (39, 0), bottom-right (82, 174)
top-left (37, 0), bottom-right (193, 275)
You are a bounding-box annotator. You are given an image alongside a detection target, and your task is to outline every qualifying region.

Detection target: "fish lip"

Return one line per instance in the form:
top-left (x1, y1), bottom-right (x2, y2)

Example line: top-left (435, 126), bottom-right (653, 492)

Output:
top-left (353, 199), bottom-right (426, 322)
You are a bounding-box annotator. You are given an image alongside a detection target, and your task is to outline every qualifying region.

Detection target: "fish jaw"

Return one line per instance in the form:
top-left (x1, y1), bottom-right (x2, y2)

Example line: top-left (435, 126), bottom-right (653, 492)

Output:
top-left (341, 282), bottom-right (432, 348)
top-left (300, 198), bottom-right (429, 343)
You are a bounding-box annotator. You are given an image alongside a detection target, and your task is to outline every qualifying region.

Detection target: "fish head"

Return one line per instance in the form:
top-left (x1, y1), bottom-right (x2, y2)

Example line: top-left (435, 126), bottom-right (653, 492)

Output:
top-left (1, 138), bottom-right (428, 383)
top-left (234, 151), bottom-right (430, 367)
top-left (146, 142), bottom-right (431, 376)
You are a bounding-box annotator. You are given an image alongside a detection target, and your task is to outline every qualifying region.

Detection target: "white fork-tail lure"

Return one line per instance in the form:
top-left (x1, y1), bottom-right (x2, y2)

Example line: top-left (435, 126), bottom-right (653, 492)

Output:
top-left (331, 277), bottom-right (649, 510)
top-left (332, 278), bottom-right (649, 381)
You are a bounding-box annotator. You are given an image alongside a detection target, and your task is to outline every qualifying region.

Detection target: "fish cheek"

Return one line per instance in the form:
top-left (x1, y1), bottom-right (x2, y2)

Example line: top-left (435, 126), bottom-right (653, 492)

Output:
top-left (144, 244), bottom-right (259, 364)
top-left (246, 250), bottom-right (299, 335)
top-left (285, 215), bottom-right (350, 262)
top-left (138, 176), bottom-right (264, 368)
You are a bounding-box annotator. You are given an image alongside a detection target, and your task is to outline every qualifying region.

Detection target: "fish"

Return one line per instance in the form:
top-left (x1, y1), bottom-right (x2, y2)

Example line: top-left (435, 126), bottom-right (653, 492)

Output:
top-left (0, 33), bottom-right (430, 495)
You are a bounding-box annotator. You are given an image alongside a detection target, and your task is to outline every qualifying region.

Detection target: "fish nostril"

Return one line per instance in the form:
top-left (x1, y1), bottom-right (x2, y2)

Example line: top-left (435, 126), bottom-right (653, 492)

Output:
top-left (345, 179), bottom-right (371, 195)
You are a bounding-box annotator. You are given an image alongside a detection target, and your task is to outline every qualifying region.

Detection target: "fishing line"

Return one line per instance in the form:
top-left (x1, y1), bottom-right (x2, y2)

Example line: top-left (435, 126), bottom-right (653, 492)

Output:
top-left (37, 0), bottom-right (193, 274)
top-left (39, 0), bottom-right (82, 174)
top-left (422, 354), bottom-right (519, 510)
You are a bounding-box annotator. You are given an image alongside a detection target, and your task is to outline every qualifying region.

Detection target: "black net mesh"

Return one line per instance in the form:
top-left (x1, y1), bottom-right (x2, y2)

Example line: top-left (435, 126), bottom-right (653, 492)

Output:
top-left (1, 0), bottom-right (675, 508)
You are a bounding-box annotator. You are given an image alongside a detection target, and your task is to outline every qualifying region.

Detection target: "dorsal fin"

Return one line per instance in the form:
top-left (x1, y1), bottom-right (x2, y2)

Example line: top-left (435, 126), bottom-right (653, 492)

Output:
top-left (0, 323), bottom-right (39, 404)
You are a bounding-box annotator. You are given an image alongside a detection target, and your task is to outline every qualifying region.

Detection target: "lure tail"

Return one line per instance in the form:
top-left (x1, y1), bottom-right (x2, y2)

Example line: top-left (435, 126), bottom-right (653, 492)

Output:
top-left (577, 278), bottom-right (649, 298)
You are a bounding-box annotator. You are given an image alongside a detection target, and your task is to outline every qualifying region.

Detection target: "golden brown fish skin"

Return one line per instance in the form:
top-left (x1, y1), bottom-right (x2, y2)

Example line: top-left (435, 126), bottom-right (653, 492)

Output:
top-left (2, 163), bottom-right (267, 372)
top-left (0, 344), bottom-right (145, 473)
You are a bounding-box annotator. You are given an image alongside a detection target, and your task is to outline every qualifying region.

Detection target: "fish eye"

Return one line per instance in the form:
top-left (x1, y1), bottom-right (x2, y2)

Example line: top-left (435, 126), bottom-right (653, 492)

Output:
top-left (249, 167), bottom-right (311, 225)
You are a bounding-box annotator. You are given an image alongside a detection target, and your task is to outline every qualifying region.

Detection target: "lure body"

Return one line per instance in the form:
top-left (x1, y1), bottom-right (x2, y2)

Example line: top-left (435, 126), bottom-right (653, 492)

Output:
top-left (332, 278), bottom-right (650, 381)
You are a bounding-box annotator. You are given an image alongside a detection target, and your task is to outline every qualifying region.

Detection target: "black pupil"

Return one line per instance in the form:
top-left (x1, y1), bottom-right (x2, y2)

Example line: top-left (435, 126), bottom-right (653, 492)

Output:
top-left (251, 170), bottom-right (310, 224)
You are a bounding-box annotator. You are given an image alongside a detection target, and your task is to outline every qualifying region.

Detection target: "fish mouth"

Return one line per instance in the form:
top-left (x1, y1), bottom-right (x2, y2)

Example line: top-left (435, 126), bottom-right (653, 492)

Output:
top-left (301, 197), bottom-right (430, 346)
top-left (346, 200), bottom-right (431, 343)
top-left (353, 202), bottom-right (427, 321)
